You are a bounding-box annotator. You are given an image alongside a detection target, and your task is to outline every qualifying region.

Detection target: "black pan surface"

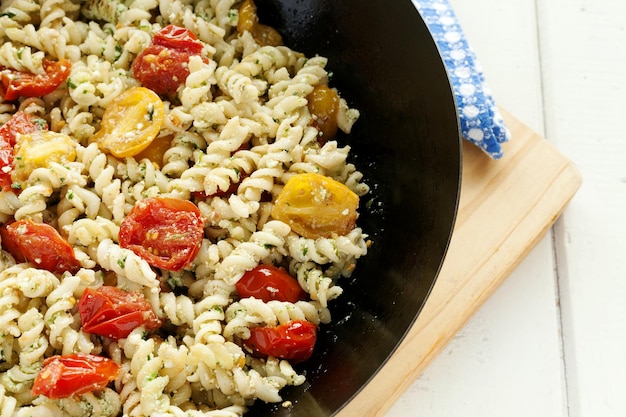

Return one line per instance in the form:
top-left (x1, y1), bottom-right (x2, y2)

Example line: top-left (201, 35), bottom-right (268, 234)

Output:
top-left (248, 0), bottom-right (462, 415)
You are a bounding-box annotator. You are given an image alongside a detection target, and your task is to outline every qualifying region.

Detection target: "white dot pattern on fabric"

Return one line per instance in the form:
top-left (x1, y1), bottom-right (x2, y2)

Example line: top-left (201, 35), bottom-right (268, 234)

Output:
top-left (414, 0), bottom-right (511, 159)
top-left (463, 105), bottom-right (480, 118)
top-left (459, 83), bottom-right (476, 97)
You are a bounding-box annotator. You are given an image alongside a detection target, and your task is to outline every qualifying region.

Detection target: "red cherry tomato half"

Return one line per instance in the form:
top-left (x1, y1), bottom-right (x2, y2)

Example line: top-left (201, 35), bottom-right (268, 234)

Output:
top-left (0, 111), bottom-right (47, 147)
top-left (78, 286), bottom-right (162, 340)
top-left (244, 320), bottom-right (317, 363)
top-left (0, 58), bottom-right (71, 101)
top-left (132, 45), bottom-right (194, 95)
top-left (1, 219), bottom-right (80, 274)
top-left (31, 353), bottom-right (120, 399)
top-left (119, 197), bottom-right (205, 271)
top-left (132, 25), bottom-right (207, 95)
top-left (0, 111), bottom-right (47, 192)
top-left (153, 24), bottom-right (203, 54)
top-left (236, 264), bottom-right (306, 303)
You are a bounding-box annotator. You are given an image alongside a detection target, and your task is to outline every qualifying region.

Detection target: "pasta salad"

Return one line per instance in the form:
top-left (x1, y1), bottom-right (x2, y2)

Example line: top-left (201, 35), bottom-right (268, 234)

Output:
top-left (0, 0), bottom-right (369, 416)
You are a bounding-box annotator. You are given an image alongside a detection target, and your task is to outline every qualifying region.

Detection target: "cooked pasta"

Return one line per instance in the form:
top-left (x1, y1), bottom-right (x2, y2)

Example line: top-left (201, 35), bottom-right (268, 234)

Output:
top-left (0, 0), bottom-right (370, 415)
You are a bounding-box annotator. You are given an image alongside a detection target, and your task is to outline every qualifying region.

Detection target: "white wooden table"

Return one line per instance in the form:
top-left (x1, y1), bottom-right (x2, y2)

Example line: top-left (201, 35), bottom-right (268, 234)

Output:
top-left (385, 0), bottom-right (626, 416)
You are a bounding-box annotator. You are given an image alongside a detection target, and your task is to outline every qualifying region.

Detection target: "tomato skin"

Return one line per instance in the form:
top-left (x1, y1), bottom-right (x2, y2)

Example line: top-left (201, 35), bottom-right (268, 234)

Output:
top-left (132, 25), bottom-right (206, 95)
top-left (0, 223), bottom-right (26, 262)
top-left (0, 59), bottom-right (71, 101)
top-left (79, 286), bottom-right (162, 340)
top-left (119, 197), bottom-right (205, 271)
top-left (2, 219), bottom-right (80, 274)
top-left (244, 320), bottom-right (317, 363)
top-left (31, 353), bottom-right (120, 399)
top-left (153, 25), bottom-right (203, 54)
top-left (236, 264), bottom-right (306, 303)
top-left (0, 111), bottom-right (47, 192)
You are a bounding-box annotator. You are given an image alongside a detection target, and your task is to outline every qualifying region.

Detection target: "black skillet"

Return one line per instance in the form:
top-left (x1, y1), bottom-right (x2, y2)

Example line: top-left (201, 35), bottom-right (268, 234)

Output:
top-left (247, 0), bottom-right (462, 415)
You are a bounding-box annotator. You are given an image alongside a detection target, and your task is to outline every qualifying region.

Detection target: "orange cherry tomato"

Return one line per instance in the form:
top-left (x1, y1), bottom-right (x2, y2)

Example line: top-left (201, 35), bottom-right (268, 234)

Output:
top-left (271, 172), bottom-right (359, 239)
top-left (78, 286), bottom-right (162, 340)
top-left (0, 58), bottom-right (71, 101)
top-left (134, 134), bottom-right (173, 168)
top-left (92, 86), bottom-right (165, 158)
top-left (244, 320), bottom-right (317, 363)
top-left (237, 0), bottom-right (283, 46)
top-left (237, 0), bottom-right (258, 34)
top-left (31, 353), bottom-right (120, 399)
top-left (236, 264), bottom-right (306, 303)
top-left (119, 197), bottom-right (205, 271)
top-left (307, 85), bottom-right (340, 144)
top-left (0, 111), bottom-right (47, 192)
top-left (1, 219), bottom-right (80, 274)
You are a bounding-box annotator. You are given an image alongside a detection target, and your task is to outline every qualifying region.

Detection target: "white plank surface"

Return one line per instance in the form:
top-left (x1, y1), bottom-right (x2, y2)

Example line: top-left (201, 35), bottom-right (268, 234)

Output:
top-left (538, 0), bottom-right (626, 416)
top-left (386, 0), bottom-right (626, 415)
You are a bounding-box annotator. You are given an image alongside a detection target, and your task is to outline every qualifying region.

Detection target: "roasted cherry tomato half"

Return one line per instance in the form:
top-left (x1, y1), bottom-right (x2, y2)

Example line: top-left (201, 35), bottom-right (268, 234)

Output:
top-left (236, 264), bottom-right (306, 303)
top-left (307, 84), bottom-right (340, 144)
top-left (1, 219), bottom-right (80, 274)
top-left (92, 86), bottom-right (165, 158)
top-left (244, 320), bottom-right (317, 363)
top-left (132, 25), bottom-right (206, 95)
top-left (119, 197), bottom-right (205, 271)
top-left (31, 353), bottom-right (120, 399)
top-left (78, 286), bottom-right (162, 340)
top-left (271, 172), bottom-right (359, 239)
top-left (0, 58), bottom-right (71, 101)
top-left (0, 111), bottom-right (47, 192)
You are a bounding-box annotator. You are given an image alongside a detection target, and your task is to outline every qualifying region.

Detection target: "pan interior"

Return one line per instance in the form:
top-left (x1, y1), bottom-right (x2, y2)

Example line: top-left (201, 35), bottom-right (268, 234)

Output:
top-left (247, 0), bottom-right (462, 415)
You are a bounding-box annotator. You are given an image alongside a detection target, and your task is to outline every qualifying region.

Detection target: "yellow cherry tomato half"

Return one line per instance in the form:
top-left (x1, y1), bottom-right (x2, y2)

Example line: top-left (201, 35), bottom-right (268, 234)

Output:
top-left (12, 130), bottom-right (77, 187)
top-left (92, 86), bottom-right (165, 158)
top-left (271, 172), bottom-right (359, 239)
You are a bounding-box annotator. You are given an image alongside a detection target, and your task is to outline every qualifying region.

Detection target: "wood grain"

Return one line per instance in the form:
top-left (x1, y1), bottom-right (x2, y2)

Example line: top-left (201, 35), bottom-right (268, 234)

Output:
top-left (337, 109), bottom-right (582, 417)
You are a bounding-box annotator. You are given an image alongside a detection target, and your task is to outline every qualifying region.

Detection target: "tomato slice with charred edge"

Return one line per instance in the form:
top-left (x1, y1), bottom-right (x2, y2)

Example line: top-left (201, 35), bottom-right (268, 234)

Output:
top-left (0, 111), bottom-right (47, 192)
top-left (236, 264), bottom-right (307, 303)
top-left (0, 58), bottom-right (71, 101)
top-left (244, 320), bottom-right (317, 363)
top-left (78, 286), bottom-right (162, 340)
top-left (119, 197), bottom-right (205, 271)
top-left (2, 219), bottom-right (80, 274)
top-left (31, 353), bottom-right (120, 399)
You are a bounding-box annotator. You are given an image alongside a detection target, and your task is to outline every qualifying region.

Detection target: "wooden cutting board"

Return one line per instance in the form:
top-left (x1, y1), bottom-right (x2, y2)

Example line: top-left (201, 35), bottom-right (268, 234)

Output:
top-left (337, 109), bottom-right (583, 416)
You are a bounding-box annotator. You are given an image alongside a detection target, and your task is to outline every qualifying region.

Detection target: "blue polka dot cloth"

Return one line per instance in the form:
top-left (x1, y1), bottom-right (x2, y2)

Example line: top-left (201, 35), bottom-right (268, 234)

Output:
top-left (414, 0), bottom-right (511, 159)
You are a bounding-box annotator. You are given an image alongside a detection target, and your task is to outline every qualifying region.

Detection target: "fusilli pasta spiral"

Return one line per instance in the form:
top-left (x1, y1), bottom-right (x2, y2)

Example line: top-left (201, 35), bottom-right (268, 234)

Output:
top-left (0, 0), bottom-right (369, 415)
